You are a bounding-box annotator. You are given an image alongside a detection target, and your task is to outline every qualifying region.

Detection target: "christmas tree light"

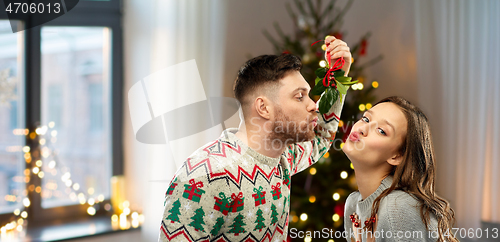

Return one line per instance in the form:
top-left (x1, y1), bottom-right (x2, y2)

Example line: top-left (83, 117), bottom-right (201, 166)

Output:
top-left (0, 124), bottom-right (144, 238)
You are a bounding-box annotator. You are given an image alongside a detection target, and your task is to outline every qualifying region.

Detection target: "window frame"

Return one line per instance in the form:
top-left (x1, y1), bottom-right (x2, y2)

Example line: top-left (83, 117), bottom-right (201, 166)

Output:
top-left (0, 0), bottom-right (123, 225)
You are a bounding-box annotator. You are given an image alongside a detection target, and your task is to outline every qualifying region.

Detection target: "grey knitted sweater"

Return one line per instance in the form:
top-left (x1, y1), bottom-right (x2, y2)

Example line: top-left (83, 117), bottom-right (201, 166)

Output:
top-left (344, 176), bottom-right (439, 242)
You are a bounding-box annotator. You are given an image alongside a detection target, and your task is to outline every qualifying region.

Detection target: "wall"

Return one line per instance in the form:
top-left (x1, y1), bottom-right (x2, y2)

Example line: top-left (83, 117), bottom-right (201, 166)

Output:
top-left (222, 0), bottom-right (294, 98)
top-left (343, 0), bottom-right (417, 103)
top-left (222, 0), bottom-right (417, 104)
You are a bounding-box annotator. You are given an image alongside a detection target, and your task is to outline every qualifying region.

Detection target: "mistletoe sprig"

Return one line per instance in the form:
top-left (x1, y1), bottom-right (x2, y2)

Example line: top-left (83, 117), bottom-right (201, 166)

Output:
top-left (311, 56), bottom-right (358, 114)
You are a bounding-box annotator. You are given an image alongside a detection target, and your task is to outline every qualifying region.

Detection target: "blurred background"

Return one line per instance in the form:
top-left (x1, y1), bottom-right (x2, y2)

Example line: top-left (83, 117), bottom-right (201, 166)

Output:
top-left (0, 0), bottom-right (498, 241)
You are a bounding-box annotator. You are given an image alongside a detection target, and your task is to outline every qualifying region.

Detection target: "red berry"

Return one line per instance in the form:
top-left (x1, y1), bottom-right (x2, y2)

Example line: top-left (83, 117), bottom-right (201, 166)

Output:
top-left (354, 222), bottom-right (360, 227)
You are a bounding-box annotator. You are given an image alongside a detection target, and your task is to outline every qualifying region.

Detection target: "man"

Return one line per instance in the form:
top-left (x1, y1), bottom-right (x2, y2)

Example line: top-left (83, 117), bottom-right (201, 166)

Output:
top-left (159, 36), bottom-right (351, 242)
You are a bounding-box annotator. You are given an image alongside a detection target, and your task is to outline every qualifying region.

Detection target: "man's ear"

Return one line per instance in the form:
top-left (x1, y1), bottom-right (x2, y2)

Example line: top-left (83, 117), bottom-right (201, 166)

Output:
top-left (387, 153), bottom-right (403, 166)
top-left (254, 96), bottom-right (273, 120)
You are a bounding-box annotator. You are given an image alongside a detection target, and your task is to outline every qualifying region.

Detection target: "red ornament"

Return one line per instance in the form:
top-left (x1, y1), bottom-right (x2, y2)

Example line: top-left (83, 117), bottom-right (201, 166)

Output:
top-left (328, 73), bottom-right (337, 88)
top-left (334, 203), bottom-right (344, 217)
top-left (354, 222), bottom-right (360, 227)
top-left (360, 39), bottom-right (368, 56)
top-left (364, 221), bottom-right (369, 226)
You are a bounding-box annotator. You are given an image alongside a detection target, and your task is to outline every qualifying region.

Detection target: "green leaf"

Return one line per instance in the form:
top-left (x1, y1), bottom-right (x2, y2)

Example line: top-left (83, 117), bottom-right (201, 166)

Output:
top-left (319, 88), bottom-right (338, 114)
top-left (315, 68), bottom-right (327, 78)
top-left (335, 76), bottom-right (352, 83)
top-left (333, 69), bottom-right (345, 78)
top-left (338, 80), bottom-right (358, 85)
top-left (315, 76), bottom-right (321, 85)
top-left (336, 81), bottom-right (347, 95)
top-left (318, 88), bottom-right (332, 114)
top-left (311, 81), bottom-right (327, 95)
top-left (332, 88), bottom-right (339, 106)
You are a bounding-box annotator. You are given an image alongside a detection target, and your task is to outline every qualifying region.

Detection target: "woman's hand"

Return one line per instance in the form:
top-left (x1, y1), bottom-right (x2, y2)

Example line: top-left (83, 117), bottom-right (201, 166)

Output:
top-left (325, 36), bottom-right (352, 76)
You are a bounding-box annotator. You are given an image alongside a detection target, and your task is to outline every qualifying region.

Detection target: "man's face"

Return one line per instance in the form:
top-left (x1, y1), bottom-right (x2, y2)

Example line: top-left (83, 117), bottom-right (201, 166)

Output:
top-left (269, 71), bottom-right (318, 144)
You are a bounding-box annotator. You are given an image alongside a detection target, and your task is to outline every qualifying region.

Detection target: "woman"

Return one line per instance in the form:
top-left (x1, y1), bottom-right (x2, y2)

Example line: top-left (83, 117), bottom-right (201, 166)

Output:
top-left (342, 96), bottom-right (458, 242)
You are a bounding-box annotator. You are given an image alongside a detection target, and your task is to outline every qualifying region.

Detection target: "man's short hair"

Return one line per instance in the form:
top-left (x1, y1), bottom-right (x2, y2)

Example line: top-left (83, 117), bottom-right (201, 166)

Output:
top-left (233, 54), bottom-right (302, 107)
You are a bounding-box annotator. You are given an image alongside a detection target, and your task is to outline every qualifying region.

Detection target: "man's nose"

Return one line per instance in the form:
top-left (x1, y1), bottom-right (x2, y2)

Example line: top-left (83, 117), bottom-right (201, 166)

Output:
top-left (308, 97), bottom-right (317, 112)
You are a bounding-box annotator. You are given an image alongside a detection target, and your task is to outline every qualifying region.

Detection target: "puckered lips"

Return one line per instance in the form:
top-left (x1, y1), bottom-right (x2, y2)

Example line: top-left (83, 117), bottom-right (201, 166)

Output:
top-left (348, 131), bottom-right (360, 142)
top-left (310, 117), bottom-right (318, 127)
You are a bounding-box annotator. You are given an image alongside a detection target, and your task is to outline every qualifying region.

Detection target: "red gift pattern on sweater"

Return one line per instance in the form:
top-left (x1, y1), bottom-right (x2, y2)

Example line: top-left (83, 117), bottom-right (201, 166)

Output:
top-left (271, 182), bottom-right (282, 200)
top-left (182, 179), bottom-right (205, 203)
top-left (230, 192), bottom-right (245, 213)
top-left (213, 192), bottom-right (232, 215)
top-left (252, 186), bottom-right (266, 206)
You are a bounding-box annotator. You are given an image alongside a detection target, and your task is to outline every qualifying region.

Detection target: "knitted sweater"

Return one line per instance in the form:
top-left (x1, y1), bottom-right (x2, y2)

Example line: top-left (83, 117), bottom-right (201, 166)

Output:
top-left (344, 176), bottom-right (439, 242)
top-left (159, 95), bottom-right (344, 242)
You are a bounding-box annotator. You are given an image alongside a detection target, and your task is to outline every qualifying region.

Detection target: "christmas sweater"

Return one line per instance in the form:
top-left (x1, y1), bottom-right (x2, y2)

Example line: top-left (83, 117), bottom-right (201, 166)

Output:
top-left (344, 176), bottom-right (439, 242)
top-left (159, 94), bottom-right (345, 242)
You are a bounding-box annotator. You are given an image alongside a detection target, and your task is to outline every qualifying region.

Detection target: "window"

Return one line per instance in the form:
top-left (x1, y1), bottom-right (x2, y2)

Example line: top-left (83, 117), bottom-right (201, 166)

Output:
top-left (89, 83), bottom-right (104, 132)
top-left (47, 84), bottom-right (62, 129)
top-left (40, 26), bottom-right (112, 209)
top-left (0, 0), bottom-right (123, 228)
top-left (0, 20), bottom-right (25, 216)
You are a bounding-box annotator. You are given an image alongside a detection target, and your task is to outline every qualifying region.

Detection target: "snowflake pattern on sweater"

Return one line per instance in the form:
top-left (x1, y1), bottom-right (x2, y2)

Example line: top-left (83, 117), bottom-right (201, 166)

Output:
top-left (160, 94), bottom-right (344, 242)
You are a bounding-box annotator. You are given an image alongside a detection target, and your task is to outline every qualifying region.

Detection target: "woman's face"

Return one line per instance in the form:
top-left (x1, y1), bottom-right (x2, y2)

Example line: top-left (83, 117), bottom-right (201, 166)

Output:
top-left (342, 102), bottom-right (408, 169)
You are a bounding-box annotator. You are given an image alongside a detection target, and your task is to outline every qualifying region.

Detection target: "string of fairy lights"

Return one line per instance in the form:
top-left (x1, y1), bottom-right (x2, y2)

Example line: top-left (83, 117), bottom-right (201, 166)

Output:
top-left (1, 122), bottom-right (144, 239)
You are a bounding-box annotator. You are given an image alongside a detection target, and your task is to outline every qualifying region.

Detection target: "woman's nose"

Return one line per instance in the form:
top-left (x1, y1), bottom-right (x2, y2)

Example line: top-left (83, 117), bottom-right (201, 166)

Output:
top-left (358, 124), bottom-right (368, 136)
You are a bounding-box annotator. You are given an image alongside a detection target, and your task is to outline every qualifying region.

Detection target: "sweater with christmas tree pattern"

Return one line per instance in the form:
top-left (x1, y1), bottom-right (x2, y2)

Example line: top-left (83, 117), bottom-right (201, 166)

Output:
top-left (159, 94), bottom-right (345, 242)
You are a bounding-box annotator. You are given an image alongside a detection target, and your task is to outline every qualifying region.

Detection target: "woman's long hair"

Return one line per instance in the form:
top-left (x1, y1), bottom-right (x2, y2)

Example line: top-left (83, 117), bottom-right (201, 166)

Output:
top-left (364, 96), bottom-right (458, 242)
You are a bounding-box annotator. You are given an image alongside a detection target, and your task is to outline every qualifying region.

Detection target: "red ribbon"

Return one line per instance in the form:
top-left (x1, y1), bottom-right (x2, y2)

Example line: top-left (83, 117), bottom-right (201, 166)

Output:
top-left (188, 179), bottom-right (203, 189)
top-left (231, 192), bottom-right (243, 201)
top-left (311, 39), bottom-right (345, 88)
top-left (271, 183), bottom-right (281, 190)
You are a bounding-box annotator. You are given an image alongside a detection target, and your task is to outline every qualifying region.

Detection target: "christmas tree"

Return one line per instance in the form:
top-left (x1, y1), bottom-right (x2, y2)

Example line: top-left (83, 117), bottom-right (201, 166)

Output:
top-left (210, 216), bottom-right (225, 236)
top-left (167, 199), bottom-right (182, 223)
top-left (270, 204), bottom-right (279, 226)
top-left (263, 0), bottom-right (383, 237)
top-left (228, 213), bottom-right (246, 236)
top-left (254, 208), bottom-right (266, 232)
top-left (282, 196), bottom-right (288, 215)
top-left (189, 207), bottom-right (206, 232)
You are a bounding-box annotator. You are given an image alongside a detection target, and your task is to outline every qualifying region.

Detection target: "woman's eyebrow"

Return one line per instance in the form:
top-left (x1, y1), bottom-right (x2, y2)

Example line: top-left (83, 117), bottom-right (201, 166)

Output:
top-left (366, 109), bottom-right (396, 133)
